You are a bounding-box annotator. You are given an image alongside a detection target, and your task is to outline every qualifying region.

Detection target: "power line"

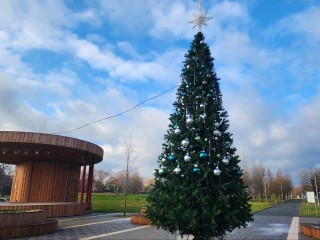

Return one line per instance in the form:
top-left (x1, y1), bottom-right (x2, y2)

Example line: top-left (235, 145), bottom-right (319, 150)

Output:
top-left (51, 85), bottom-right (178, 135)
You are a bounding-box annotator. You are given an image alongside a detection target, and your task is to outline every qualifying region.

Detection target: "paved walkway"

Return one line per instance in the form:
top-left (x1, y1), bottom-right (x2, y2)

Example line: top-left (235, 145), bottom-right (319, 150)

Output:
top-left (19, 199), bottom-right (318, 240)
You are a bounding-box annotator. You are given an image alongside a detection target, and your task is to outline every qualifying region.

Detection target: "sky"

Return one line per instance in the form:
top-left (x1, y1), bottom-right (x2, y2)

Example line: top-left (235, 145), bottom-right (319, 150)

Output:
top-left (0, 0), bottom-right (319, 185)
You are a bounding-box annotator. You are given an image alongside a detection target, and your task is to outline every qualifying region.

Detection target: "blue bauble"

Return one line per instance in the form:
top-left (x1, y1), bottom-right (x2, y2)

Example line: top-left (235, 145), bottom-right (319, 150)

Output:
top-left (193, 167), bottom-right (200, 173)
top-left (168, 155), bottom-right (176, 161)
top-left (200, 151), bottom-right (208, 158)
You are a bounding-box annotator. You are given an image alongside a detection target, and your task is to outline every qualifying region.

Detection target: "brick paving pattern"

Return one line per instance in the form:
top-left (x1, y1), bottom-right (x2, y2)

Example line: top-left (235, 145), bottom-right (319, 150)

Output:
top-left (19, 199), bottom-right (318, 240)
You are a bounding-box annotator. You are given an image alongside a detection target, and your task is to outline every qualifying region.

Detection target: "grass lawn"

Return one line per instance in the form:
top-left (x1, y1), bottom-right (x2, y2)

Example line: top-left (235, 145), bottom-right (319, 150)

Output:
top-left (90, 193), bottom-right (273, 214)
top-left (91, 193), bottom-right (148, 213)
top-left (249, 201), bottom-right (274, 213)
top-left (299, 202), bottom-right (320, 217)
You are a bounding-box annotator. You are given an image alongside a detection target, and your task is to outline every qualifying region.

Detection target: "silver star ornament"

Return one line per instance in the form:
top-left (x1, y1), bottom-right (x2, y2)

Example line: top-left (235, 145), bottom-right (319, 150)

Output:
top-left (189, 0), bottom-right (212, 32)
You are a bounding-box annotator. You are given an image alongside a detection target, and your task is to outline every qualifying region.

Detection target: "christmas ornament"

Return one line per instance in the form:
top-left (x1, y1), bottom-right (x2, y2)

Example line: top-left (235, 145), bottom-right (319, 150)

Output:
top-left (214, 166), bottom-right (221, 176)
top-left (174, 165), bottom-right (181, 174)
top-left (181, 139), bottom-right (189, 147)
top-left (207, 93), bottom-right (212, 97)
top-left (186, 117), bottom-right (194, 125)
top-left (195, 135), bottom-right (201, 141)
top-left (200, 114), bottom-right (206, 119)
top-left (184, 154), bottom-right (191, 162)
top-left (200, 151), bottom-right (208, 158)
top-left (153, 170), bottom-right (157, 175)
top-left (222, 158), bottom-right (229, 165)
top-left (159, 168), bottom-right (165, 174)
top-left (187, 65), bottom-right (190, 69)
top-left (193, 164), bottom-right (200, 173)
top-left (202, 80), bottom-right (207, 84)
top-left (168, 154), bottom-right (176, 162)
top-left (200, 103), bottom-right (205, 108)
top-left (214, 130), bottom-right (221, 136)
top-left (162, 158), bottom-right (166, 162)
top-left (174, 128), bottom-right (181, 134)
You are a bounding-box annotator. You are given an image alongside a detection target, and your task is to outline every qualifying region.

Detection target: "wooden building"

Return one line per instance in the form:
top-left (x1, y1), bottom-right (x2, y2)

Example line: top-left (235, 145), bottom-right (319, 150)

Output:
top-left (0, 131), bottom-right (104, 217)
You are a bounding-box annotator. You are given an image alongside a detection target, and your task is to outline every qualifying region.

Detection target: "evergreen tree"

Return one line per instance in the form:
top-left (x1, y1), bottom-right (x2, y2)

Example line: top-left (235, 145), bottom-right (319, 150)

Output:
top-left (147, 32), bottom-right (253, 240)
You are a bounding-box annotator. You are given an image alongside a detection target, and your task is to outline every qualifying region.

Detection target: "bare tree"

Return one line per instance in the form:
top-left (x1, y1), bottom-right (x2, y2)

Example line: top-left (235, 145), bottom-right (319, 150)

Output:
top-left (310, 167), bottom-right (320, 201)
top-left (109, 170), bottom-right (126, 193)
top-left (250, 163), bottom-right (266, 201)
top-left (128, 171), bottom-right (143, 194)
top-left (269, 169), bottom-right (293, 201)
top-left (123, 136), bottom-right (139, 216)
top-left (143, 178), bottom-right (155, 193)
top-left (299, 169), bottom-right (313, 193)
top-left (93, 169), bottom-right (109, 192)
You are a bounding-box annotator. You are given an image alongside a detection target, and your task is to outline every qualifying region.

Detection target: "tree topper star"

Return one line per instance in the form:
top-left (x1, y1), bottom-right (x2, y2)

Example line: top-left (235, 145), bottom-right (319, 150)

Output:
top-left (189, 0), bottom-right (212, 32)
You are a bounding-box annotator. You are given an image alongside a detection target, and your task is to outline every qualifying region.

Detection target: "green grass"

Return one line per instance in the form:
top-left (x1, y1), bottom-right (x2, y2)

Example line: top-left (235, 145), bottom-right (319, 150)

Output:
top-left (89, 193), bottom-right (274, 214)
top-left (90, 193), bottom-right (148, 213)
top-left (299, 202), bottom-right (320, 217)
top-left (249, 201), bottom-right (274, 213)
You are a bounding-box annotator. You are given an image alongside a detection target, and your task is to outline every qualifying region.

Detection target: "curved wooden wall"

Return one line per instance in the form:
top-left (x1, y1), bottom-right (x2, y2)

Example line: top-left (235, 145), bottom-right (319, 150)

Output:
top-left (10, 161), bottom-right (80, 202)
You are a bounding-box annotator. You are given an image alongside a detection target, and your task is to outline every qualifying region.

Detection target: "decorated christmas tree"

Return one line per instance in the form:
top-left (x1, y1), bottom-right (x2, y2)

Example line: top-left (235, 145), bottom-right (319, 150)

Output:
top-left (146, 2), bottom-right (252, 239)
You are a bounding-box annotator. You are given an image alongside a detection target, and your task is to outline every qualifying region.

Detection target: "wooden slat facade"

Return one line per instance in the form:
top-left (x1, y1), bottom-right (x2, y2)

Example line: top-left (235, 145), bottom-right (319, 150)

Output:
top-left (0, 203), bottom-right (86, 218)
top-left (0, 131), bottom-right (104, 166)
top-left (0, 219), bottom-right (57, 239)
top-left (0, 131), bottom-right (102, 217)
top-left (301, 223), bottom-right (320, 239)
top-left (0, 210), bottom-right (46, 227)
top-left (10, 161), bottom-right (81, 203)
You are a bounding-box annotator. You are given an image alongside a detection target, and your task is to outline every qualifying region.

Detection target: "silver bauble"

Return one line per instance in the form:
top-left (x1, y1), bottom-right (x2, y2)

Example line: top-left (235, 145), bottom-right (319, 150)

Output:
top-left (222, 158), bottom-right (229, 165)
top-left (184, 154), bottom-right (191, 161)
top-left (174, 128), bottom-right (181, 134)
top-left (181, 139), bottom-right (189, 147)
top-left (214, 130), bottom-right (221, 136)
top-left (174, 166), bottom-right (181, 174)
top-left (214, 167), bottom-right (221, 176)
top-left (186, 117), bottom-right (194, 125)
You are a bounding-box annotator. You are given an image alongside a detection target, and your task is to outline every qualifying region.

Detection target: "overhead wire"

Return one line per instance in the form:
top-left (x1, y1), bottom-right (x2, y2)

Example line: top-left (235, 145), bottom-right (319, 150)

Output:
top-left (51, 84), bottom-right (179, 135)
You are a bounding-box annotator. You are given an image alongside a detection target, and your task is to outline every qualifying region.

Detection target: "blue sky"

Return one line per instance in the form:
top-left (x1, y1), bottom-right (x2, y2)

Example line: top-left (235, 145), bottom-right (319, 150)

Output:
top-left (0, 0), bottom-right (319, 185)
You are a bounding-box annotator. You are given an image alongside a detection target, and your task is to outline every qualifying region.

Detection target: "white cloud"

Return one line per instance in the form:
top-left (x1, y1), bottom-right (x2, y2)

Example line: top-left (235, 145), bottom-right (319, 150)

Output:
top-left (277, 6), bottom-right (320, 43)
top-left (0, 0), bottom-right (319, 185)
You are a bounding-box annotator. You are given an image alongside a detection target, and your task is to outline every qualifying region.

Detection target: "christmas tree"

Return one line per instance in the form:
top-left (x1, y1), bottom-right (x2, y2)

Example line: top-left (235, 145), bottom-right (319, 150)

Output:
top-left (146, 3), bottom-right (252, 240)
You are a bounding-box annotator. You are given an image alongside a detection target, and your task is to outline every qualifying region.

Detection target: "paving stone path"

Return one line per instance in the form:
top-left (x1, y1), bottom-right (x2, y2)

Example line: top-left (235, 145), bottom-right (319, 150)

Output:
top-left (20, 199), bottom-right (315, 240)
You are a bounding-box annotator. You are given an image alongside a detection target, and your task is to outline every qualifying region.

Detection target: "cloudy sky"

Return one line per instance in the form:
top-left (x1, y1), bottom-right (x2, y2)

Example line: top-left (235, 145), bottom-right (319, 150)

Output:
top-left (0, 0), bottom-right (319, 185)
